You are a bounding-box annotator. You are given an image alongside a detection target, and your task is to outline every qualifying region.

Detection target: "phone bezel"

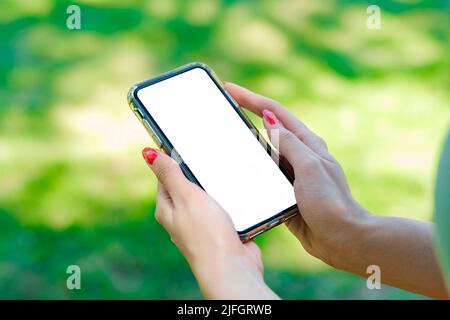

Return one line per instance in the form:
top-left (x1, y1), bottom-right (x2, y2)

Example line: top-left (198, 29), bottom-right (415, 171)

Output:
top-left (128, 62), bottom-right (298, 241)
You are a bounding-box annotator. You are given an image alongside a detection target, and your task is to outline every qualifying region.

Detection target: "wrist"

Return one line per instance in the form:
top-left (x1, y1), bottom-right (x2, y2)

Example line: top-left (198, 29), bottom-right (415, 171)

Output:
top-left (189, 250), bottom-right (276, 299)
top-left (325, 202), bottom-right (376, 272)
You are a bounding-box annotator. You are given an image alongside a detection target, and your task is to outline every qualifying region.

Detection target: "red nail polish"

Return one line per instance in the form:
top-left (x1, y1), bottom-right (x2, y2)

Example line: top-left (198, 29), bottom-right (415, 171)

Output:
top-left (142, 147), bottom-right (158, 165)
top-left (262, 109), bottom-right (278, 125)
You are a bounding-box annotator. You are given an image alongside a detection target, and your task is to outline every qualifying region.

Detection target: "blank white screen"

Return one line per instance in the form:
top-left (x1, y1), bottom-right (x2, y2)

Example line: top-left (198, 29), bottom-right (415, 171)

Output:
top-left (137, 67), bottom-right (296, 232)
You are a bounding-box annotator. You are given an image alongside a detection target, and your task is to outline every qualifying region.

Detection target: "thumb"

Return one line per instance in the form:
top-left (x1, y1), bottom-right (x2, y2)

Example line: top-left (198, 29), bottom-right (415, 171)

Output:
top-left (261, 109), bottom-right (315, 169)
top-left (142, 147), bottom-right (191, 199)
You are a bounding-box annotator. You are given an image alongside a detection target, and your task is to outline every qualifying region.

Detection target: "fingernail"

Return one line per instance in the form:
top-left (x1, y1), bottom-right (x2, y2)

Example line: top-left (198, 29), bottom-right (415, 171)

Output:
top-left (262, 109), bottom-right (278, 125)
top-left (142, 147), bottom-right (158, 165)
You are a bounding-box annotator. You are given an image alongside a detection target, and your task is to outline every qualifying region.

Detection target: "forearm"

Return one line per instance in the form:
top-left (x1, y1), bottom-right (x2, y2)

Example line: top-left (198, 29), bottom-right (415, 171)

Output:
top-left (190, 253), bottom-right (279, 300)
top-left (336, 211), bottom-right (448, 299)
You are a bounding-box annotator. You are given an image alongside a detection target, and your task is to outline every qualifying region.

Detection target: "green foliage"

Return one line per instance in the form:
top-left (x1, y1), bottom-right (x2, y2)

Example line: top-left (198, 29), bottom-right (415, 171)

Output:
top-left (0, 0), bottom-right (448, 299)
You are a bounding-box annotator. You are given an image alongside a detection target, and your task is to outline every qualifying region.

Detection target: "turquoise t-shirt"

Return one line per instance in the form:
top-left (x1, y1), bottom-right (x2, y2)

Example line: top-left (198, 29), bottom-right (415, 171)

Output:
top-left (434, 130), bottom-right (450, 288)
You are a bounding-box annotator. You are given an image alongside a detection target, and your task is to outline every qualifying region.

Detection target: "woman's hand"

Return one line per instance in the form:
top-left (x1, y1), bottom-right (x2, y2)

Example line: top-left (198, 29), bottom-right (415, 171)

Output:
top-left (142, 148), bottom-right (279, 299)
top-left (225, 83), bottom-right (449, 299)
top-left (225, 82), bottom-right (370, 270)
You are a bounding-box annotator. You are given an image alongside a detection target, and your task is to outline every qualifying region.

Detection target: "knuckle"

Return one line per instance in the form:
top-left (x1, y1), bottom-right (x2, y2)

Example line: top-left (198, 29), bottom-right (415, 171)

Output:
top-left (293, 179), bottom-right (303, 191)
top-left (302, 155), bottom-right (321, 169)
top-left (318, 136), bottom-right (328, 149)
top-left (268, 98), bottom-right (282, 109)
top-left (279, 128), bottom-right (295, 143)
top-left (155, 165), bottom-right (171, 182)
top-left (179, 186), bottom-right (200, 204)
top-left (317, 136), bottom-right (325, 145)
top-left (154, 208), bottom-right (162, 224)
top-left (292, 129), bottom-right (307, 141)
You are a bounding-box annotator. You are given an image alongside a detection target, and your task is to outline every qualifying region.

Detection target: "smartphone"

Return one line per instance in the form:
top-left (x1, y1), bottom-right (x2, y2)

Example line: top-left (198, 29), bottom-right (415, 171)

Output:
top-left (128, 62), bottom-right (298, 241)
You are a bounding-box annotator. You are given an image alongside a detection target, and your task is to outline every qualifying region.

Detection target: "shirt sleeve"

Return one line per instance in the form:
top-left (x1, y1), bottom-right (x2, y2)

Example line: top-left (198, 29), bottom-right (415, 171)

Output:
top-left (434, 129), bottom-right (450, 289)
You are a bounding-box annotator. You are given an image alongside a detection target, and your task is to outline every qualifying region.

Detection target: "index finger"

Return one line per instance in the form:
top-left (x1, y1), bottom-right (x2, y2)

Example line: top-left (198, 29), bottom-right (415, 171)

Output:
top-left (142, 147), bottom-right (194, 200)
top-left (224, 82), bottom-right (329, 157)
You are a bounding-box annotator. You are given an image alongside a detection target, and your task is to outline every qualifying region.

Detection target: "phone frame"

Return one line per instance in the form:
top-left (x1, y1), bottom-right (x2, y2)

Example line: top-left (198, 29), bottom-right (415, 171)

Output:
top-left (127, 62), bottom-right (298, 241)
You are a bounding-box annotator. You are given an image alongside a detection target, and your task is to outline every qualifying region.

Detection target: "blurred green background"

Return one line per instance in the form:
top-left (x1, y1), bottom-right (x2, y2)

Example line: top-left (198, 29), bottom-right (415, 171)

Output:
top-left (0, 0), bottom-right (448, 299)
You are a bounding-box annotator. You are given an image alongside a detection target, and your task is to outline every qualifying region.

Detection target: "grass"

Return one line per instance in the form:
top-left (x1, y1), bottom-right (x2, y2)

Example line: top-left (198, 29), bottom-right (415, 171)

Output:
top-left (0, 0), bottom-right (448, 299)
